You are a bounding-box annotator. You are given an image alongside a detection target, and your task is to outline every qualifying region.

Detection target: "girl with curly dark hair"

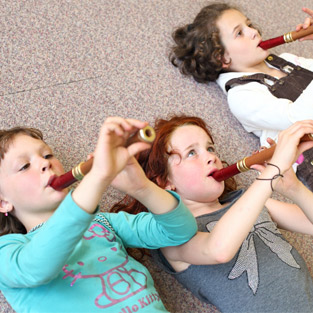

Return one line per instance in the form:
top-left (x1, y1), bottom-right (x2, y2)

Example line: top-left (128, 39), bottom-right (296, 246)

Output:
top-left (169, 3), bottom-right (242, 82)
top-left (170, 3), bottom-right (313, 191)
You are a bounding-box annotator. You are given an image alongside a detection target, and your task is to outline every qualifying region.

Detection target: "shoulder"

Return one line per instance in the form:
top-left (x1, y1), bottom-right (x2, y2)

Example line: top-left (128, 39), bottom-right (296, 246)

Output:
top-left (216, 72), bottom-right (247, 93)
top-left (0, 232), bottom-right (29, 249)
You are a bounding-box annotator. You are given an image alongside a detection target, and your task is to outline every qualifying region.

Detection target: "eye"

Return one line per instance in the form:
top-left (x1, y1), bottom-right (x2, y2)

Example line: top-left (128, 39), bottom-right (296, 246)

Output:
top-left (236, 30), bottom-right (242, 37)
top-left (187, 149), bottom-right (196, 157)
top-left (248, 22), bottom-right (255, 29)
top-left (207, 145), bottom-right (215, 153)
top-left (19, 163), bottom-right (30, 171)
top-left (44, 154), bottom-right (53, 159)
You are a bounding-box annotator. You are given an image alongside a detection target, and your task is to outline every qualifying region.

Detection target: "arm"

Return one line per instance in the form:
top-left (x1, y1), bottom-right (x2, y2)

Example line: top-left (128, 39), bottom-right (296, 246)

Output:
top-left (296, 8), bottom-right (313, 41)
top-left (110, 157), bottom-right (178, 215)
top-left (163, 121), bottom-right (313, 270)
top-left (106, 191), bottom-right (197, 249)
top-left (162, 163), bottom-right (281, 269)
top-left (0, 192), bottom-right (95, 288)
top-left (264, 158), bottom-right (313, 235)
top-left (257, 121), bottom-right (313, 235)
top-left (265, 197), bottom-right (313, 235)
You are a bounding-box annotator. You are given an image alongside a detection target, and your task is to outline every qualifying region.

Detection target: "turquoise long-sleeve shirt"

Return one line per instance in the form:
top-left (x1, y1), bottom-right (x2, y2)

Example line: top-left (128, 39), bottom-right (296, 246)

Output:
top-left (0, 191), bottom-right (196, 313)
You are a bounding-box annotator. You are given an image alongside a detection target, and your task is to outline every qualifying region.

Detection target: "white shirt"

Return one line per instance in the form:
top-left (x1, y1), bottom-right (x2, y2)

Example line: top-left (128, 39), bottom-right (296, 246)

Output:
top-left (216, 53), bottom-right (313, 146)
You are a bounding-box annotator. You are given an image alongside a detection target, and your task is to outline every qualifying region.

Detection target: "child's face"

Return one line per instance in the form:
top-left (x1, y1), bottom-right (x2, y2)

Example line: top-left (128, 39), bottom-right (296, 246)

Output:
top-left (217, 9), bottom-right (269, 71)
top-left (0, 134), bottom-right (67, 222)
top-left (166, 125), bottom-right (225, 203)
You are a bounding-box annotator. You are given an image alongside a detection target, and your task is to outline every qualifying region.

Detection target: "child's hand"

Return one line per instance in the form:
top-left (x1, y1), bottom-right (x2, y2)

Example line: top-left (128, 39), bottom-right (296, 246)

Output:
top-left (250, 138), bottom-right (275, 177)
top-left (270, 120), bottom-right (313, 174)
top-left (100, 118), bottom-right (179, 215)
top-left (90, 117), bottom-right (151, 186)
top-left (251, 123), bottom-right (313, 196)
top-left (296, 7), bottom-right (313, 41)
top-left (71, 117), bottom-right (152, 214)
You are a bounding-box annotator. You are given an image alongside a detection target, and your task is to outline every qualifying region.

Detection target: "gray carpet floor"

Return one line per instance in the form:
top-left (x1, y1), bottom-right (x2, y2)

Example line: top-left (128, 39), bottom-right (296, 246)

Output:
top-left (1, 1), bottom-right (313, 312)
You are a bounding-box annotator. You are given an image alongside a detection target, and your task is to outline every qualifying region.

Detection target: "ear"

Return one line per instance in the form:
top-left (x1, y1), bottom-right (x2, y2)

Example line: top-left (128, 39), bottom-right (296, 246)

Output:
top-left (221, 52), bottom-right (231, 69)
top-left (165, 185), bottom-right (176, 191)
top-left (156, 176), bottom-right (176, 191)
top-left (222, 62), bottom-right (231, 69)
top-left (0, 197), bottom-right (13, 215)
top-left (164, 180), bottom-right (176, 191)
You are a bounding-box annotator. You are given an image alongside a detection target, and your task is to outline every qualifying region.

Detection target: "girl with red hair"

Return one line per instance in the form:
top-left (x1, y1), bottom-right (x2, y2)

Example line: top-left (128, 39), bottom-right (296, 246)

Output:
top-left (112, 115), bottom-right (313, 313)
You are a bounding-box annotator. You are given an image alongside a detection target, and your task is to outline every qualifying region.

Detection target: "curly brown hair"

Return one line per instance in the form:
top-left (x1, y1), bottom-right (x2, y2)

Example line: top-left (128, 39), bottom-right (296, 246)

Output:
top-left (0, 127), bottom-right (44, 236)
top-left (169, 3), bottom-right (238, 83)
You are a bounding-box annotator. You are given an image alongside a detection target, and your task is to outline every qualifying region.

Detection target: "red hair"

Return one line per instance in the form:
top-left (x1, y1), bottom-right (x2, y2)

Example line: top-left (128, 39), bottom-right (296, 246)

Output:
top-left (111, 115), bottom-right (236, 214)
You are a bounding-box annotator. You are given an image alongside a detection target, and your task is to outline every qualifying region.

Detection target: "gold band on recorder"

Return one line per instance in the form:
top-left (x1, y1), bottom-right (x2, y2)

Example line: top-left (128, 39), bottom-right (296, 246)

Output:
top-left (72, 162), bottom-right (85, 181)
top-left (236, 157), bottom-right (250, 173)
top-left (283, 32), bottom-right (294, 43)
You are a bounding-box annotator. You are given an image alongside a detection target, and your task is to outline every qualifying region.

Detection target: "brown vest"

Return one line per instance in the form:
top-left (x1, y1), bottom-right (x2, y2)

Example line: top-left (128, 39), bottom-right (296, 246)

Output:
top-left (225, 54), bottom-right (313, 102)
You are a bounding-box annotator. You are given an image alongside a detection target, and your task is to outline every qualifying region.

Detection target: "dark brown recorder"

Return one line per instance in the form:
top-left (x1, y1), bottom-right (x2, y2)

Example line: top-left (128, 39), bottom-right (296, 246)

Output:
top-left (259, 25), bottom-right (313, 49)
top-left (212, 134), bottom-right (313, 182)
top-left (49, 125), bottom-right (156, 190)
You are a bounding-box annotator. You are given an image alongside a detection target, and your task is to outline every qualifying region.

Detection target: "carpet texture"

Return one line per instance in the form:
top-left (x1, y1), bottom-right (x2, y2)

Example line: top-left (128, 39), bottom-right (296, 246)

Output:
top-left (1, 1), bottom-right (313, 312)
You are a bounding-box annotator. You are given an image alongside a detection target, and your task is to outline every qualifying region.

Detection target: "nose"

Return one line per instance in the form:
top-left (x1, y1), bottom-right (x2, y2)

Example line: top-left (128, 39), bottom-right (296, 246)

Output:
top-left (205, 150), bottom-right (217, 165)
top-left (249, 26), bottom-right (259, 39)
top-left (41, 157), bottom-right (51, 172)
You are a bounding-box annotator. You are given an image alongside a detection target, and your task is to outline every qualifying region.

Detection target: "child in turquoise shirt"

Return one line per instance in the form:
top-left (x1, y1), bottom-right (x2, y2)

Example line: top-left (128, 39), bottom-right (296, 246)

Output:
top-left (0, 116), bottom-right (197, 313)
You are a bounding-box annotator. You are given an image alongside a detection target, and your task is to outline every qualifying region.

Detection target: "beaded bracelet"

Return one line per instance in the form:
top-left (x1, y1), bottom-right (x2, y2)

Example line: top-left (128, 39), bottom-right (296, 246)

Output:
top-left (255, 163), bottom-right (284, 191)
